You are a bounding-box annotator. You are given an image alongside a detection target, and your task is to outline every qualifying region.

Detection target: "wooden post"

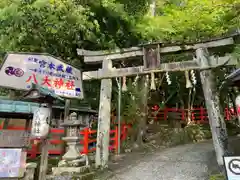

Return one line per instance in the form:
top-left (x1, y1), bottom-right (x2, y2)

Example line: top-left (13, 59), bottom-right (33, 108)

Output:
top-left (3, 89), bottom-right (16, 129)
top-left (63, 99), bottom-right (70, 154)
top-left (64, 99), bottom-right (71, 121)
top-left (196, 48), bottom-right (231, 169)
top-left (38, 104), bottom-right (52, 180)
top-left (95, 59), bottom-right (113, 168)
top-left (117, 76), bottom-right (121, 154)
top-left (39, 138), bottom-right (48, 180)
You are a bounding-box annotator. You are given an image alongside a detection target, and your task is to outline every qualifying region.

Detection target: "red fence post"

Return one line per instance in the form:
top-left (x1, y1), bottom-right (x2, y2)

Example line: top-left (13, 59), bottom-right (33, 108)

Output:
top-left (191, 108), bottom-right (195, 122)
top-left (200, 107), bottom-right (205, 123)
top-left (82, 128), bottom-right (89, 154)
top-left (164, 108), bottom-right (168, 120)
top-left (225, 108), bottom-right (230, 121)
top-left (181, 108), bottom-right (185, 121)
top-left (114, 126), bottom-right (119, 153)
top-left (121, 125), bottom-right (126, 141)
top-left (29, 139), bottom-right (38, 159)
top-left (0, 121), bottom-right (3, 129)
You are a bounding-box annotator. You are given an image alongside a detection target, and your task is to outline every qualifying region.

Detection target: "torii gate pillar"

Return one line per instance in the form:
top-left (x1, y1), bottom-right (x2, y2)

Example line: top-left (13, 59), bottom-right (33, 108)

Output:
top-left (95, 59), bottom-right (113, 168)
top-left (196, 48), bottom-right (231, 168)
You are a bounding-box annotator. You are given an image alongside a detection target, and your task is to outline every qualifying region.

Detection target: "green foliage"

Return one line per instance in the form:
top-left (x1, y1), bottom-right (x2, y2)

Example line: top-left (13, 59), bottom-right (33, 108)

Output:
top-left (1, 0), bottom-right (237, 54)
top-left (136, 0), bottom-right (239, 41)
top-left (119, 78), bottom-right (144, 126)
top-left (233, 45), bottom-right (240, 67)
top-left (0, 0), bottom-right (93, 57)
top-left (0, 0), bottom-right (239, 107)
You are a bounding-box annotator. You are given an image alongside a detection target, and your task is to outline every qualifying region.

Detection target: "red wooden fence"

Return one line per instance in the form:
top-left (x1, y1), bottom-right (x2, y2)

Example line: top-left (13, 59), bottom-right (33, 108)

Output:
top-left (150, 107), bottom-right (238, 123)
top-left (0, 125), bottom-right (129, 159)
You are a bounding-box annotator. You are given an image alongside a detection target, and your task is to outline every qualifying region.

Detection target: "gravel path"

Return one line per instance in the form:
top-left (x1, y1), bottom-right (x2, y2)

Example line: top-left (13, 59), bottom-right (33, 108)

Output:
top-left (106, 141), bottom-right (217, 180)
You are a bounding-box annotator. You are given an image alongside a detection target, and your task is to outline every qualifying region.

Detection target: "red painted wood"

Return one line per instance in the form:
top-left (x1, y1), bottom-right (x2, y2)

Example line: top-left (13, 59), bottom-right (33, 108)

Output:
top-left (1, 107), bottom-right (236, 159)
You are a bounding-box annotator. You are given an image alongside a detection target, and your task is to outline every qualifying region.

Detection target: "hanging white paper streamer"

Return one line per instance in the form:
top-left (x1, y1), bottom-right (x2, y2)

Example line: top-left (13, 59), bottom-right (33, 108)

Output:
top-left (133, 75), bottom-right (139, 87)
top-left (115, 77), bottom-right (120, 89)
top-left (185, 71), bottom-right (193, 88)
top-left (150, 72), bottom-right (156, 90)
top-left (122, 76), bottom-right (127, 92)
top-left (165, 72), bottom-right (171, 85)
top-left (146, 74), bottom-right (149, 87)
top-left (191, 70), bottom-right (197, 85)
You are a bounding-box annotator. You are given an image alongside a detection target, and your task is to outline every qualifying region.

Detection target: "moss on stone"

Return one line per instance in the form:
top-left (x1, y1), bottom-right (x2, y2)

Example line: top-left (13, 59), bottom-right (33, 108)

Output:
top-left (209, 173), bottom-right (225, 180)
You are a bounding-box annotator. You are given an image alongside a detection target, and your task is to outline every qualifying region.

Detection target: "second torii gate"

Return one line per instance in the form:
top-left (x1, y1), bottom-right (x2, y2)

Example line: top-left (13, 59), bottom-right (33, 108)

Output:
top-left (78, 33), bottom-right (239, 168)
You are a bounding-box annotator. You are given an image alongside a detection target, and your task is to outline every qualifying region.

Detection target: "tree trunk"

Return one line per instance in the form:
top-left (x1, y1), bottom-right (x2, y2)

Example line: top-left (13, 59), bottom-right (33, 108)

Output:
top-left (196, 48), bottom-right (231, 169)
top-left (150, 0), bottom-right (156, 16)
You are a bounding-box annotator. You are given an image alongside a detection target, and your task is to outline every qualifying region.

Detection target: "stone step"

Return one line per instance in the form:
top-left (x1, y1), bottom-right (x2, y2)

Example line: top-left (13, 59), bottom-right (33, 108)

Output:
top-left (76, 172), bottom-right (95, 180)
top-left (52, 165), bottom-right (90, 175)
top-left (47, 172), bottom-right (95, 180)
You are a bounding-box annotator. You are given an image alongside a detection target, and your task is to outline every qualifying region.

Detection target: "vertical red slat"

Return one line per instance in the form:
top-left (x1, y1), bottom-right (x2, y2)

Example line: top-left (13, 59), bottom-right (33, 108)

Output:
top-left (82, 128), bottom-right (89, 154)
top-left (200, 107), bottom-right (205, 123)
top-left (114, 126), bottom-right (119, 153)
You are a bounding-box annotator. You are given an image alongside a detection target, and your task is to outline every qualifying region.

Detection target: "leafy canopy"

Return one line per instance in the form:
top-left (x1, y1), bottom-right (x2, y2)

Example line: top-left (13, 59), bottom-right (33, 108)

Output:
top-left (136, 0), bottom-right (239, 41)
top-left (0, 0), bottom-right (239, 108)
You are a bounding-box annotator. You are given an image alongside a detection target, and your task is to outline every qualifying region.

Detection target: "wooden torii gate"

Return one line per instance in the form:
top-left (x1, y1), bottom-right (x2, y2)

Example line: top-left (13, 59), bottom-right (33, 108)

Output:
top-left (78, 33), bottom-right (239, 168)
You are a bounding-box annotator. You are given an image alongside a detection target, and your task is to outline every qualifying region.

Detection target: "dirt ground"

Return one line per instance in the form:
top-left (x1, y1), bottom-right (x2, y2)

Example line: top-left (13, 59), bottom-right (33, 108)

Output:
top-left (94, 136), bottom-right (240, 180)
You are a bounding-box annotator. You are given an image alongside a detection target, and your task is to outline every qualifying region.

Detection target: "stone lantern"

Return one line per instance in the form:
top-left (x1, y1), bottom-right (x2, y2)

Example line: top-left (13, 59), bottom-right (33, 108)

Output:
top-left (52, 112), bottom-right (94, 179)
top-left (61, 112), bottom-right (84, 161)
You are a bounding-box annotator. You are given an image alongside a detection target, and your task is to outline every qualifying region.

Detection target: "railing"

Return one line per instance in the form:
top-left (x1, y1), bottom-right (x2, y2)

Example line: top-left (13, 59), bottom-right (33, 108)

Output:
top-left (0, 107), bottom-right (237, 159)
top-left (0, 125), bottom-right (129, 159)
top-left (150, 107), bottom-right (237, 123)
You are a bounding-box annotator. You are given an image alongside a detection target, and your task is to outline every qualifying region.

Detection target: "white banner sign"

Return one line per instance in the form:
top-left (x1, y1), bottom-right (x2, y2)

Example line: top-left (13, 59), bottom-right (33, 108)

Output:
top-left (0, 53), bottom-right (83, 99)
top-left (31, 107), bottom-right (50, 138)
top-left (224, 156), bottom-right (240, 180)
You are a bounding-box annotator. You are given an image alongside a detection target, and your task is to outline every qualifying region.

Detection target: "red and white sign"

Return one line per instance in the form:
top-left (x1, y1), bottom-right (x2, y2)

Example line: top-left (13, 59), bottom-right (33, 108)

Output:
top-left (0, 53), bottom-right (84, 99)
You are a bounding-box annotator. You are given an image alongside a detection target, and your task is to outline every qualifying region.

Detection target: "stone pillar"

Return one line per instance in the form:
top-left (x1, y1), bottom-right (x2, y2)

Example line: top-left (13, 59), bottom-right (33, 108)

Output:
top-left (196, 48), bottom-right (230, 168)
top-left (22, 163), bottom-right (37, 180)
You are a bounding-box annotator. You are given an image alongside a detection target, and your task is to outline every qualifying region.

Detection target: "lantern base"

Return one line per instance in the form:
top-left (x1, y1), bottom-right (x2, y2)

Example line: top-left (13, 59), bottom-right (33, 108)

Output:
top-left (48, 172), bottom-right (94, 180)
top-left (52, 165), bottom-right (90, 175)
top-left (62, 137), bottom-right (81, 161)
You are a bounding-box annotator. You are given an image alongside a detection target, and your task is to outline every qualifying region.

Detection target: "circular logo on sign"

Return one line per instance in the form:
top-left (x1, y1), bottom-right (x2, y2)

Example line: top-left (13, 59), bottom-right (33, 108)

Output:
top-left (5, 67), bottom-right (24, 77)
top-left (229, 159), bottom-right (240, 175)
top-left (5, 66), bottom-right (14, 76)
top-left (14, 68), bottom-right (24, 77)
